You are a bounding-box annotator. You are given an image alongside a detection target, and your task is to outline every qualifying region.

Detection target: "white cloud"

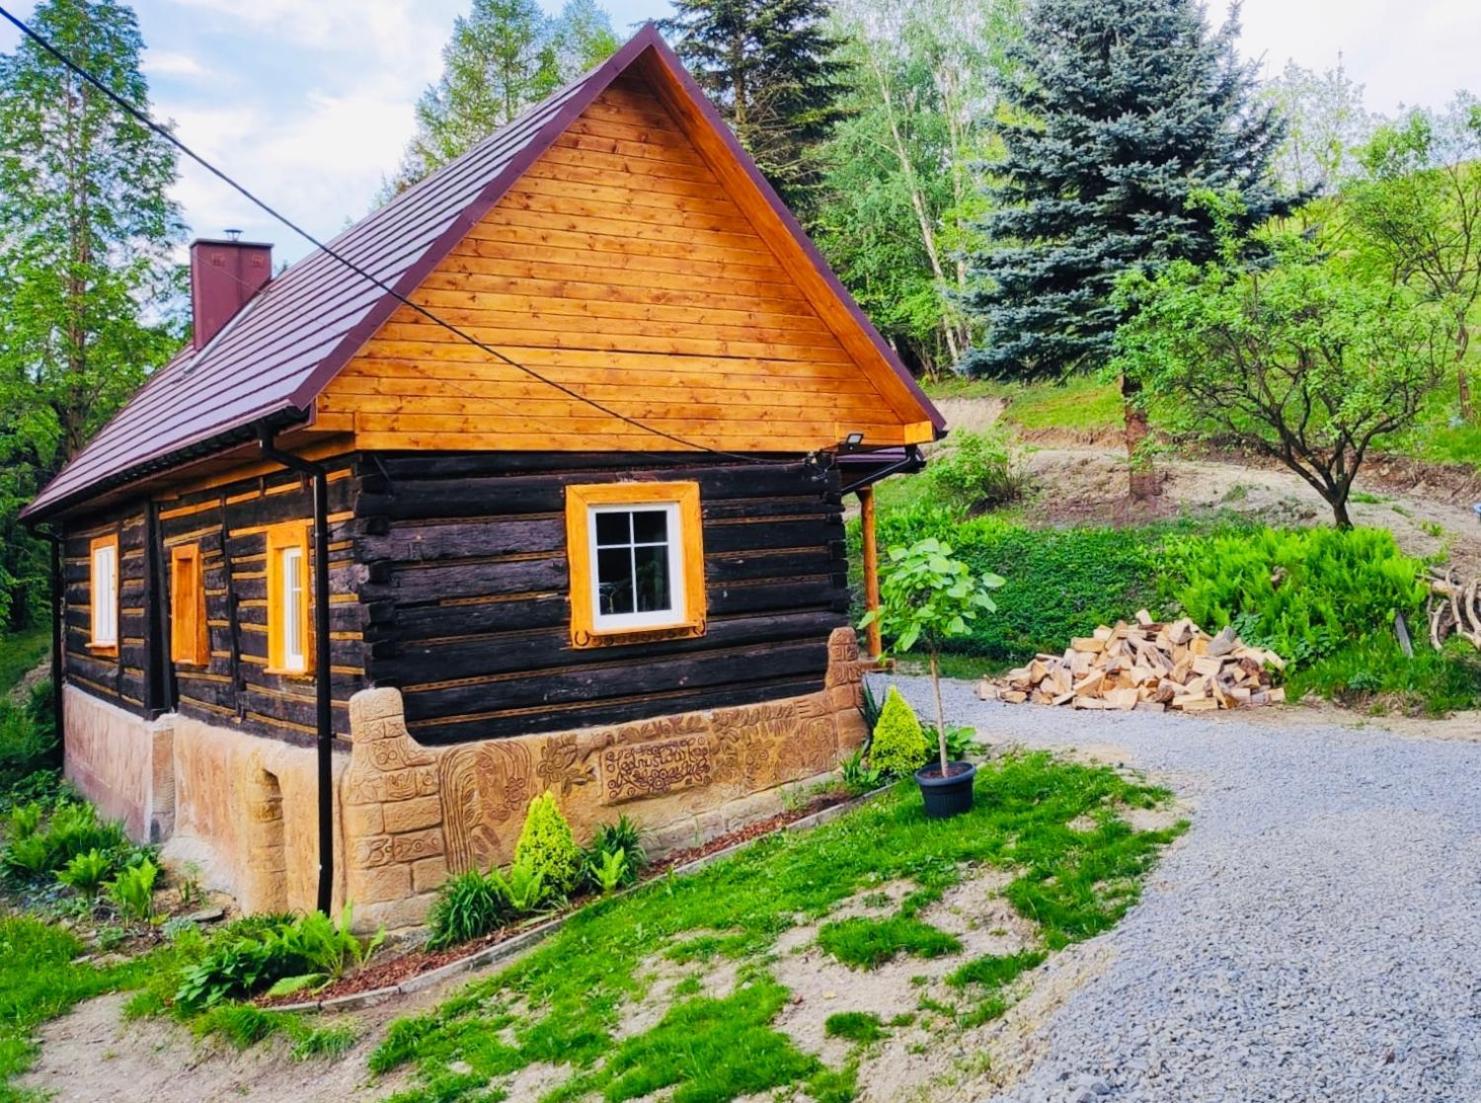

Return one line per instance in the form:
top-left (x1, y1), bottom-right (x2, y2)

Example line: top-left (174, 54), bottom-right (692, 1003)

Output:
top-left (1207, 0), bottom-right (1480, 115)
top-left (143, 48), bottom-right (205, 78)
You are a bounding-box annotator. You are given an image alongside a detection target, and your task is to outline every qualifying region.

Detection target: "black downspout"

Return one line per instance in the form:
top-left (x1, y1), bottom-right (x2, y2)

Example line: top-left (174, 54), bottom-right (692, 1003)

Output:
top-left (257, 426), bottom-right (334, 916)
top-left (46, 529), bottom-right (64, 771)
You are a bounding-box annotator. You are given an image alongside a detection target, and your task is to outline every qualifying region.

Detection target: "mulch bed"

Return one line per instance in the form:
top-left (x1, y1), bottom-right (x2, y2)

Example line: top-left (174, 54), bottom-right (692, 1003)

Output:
top-left (258, 787), bottom-right (854, 1007)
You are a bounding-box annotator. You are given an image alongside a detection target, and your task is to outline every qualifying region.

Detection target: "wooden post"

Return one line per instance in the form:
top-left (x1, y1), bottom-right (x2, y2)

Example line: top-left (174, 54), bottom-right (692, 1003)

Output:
top-left (859, 485), bottom-right (882, 659)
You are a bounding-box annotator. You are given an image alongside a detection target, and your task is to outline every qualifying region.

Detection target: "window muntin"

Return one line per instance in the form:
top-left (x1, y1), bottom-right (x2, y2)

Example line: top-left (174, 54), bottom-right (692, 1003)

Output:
top-left (564, 482), bottom-right (706, 646)
top-left (265, 522), bottom-right (311, 675)
top-left (589, 502), bottom-right (683, 629)
top-left (280, 545), bottom-right (305, 671)
top-left (89, 534), bottom-right (119, 651)
top-left (169, 543), bottom-right (208, 665)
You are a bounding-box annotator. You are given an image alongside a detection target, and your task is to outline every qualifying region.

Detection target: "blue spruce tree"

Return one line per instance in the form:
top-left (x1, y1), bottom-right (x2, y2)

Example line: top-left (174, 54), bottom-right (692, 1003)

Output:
top-left (962, 0), bottom-right (1294, 492)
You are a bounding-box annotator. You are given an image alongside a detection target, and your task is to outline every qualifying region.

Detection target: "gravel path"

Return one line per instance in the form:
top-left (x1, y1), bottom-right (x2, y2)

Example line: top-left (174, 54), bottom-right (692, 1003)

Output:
top-left (891, 675), bottom-right (1481, 1103)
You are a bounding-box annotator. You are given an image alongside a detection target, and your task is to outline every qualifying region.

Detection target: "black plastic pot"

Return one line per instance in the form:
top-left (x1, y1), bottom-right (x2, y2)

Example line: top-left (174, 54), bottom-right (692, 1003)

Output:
top-left (915, 761), bottom-right (977, 819)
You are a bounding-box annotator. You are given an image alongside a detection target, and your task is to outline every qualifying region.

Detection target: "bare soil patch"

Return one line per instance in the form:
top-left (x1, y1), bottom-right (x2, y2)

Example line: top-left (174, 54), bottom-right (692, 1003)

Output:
top-left (1026, 446), bottom-right (1481, 572)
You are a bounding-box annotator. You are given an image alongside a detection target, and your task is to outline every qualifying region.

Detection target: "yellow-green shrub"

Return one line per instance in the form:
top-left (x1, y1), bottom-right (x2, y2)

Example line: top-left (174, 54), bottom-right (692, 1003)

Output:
top-left (868, 688), bottom-right (929, 778)
top-left (513, 791), bottom-right (583, 896)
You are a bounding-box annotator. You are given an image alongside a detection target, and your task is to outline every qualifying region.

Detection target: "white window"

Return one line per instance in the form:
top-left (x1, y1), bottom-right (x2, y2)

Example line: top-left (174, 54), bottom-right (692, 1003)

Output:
top-left (588, 503), bottom-right (684, 631)
top-left (90, 537), bottom-right (118, 649)
top-left (280, 544), bottom-right (306, 672)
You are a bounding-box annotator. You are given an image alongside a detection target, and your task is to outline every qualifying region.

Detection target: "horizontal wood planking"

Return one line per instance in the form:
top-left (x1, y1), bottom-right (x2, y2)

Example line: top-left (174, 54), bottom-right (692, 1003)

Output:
top-left (62, 505), bottom-right (148, 712)
top-left (321, 76), bottom-right (921, 454)
top-left (360, 452), bottom-right (849, 742)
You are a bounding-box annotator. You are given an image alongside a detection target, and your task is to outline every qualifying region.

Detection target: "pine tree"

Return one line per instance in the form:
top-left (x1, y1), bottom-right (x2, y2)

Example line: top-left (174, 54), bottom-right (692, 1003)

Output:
top-left (961, 0), bottom-right (1292, 493)
top-left (387, 0), bottom-right (618, 194)
top-left (658, 0), bottom-right (848, 219)
top-left (0, 0), bottom-right (184, 627)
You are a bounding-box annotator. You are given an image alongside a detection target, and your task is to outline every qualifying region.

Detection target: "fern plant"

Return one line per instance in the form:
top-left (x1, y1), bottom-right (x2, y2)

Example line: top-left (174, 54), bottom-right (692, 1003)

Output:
top-left (502, 856), bottom-right (550, 914)
top-left (107, 858), bottom-right (158, 922)
top-left (58, 848), bottom-right (113, 898)
top-left (592, 848), bottom-right (627, 895)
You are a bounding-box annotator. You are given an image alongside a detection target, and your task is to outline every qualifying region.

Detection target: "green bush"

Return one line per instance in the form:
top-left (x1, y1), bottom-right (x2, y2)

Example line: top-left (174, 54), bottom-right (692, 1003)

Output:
top-left (867, 504), bottom-right (1165, 663)
top-left (867, 688), bottom-right (928, 779)
top-left (1163, 526), bottom-right (1428, 667)
top-left (513, 792), bottom-right (583, 897)
top-left (427, 869), bottom-right (511, 950)
top-left (923, 428), bottom-right (1030, 512)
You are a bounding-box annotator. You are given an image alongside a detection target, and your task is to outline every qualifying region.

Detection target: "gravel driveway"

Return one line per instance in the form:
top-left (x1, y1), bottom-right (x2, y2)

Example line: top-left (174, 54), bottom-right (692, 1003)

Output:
top-left (891, 675), bottom-right (1481, 1103)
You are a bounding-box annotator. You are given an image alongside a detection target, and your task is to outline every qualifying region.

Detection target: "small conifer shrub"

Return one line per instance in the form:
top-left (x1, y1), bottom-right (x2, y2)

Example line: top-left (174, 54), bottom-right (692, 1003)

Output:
top-left (513, 791), bottom-right (583, 896)
top-left (868, 688), bottom-right (929, 779)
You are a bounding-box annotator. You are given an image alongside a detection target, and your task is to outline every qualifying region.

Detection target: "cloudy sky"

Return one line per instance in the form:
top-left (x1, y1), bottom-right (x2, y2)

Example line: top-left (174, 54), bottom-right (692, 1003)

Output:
top-left (1, 0), bottom-right (1477, 265)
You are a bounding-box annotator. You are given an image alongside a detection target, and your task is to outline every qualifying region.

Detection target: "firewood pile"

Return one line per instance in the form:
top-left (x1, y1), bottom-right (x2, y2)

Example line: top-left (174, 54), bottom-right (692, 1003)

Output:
top-left (978, 610), bottom-right (1286, 712)
top-left (1426, 567), bottom-right (1481, 650)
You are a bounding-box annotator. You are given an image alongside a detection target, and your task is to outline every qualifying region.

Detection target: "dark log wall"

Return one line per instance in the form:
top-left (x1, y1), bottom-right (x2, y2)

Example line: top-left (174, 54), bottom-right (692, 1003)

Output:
top-left (62, 462), bottom-right (369, 743)
top-left (152, 462), bottom-right (367, 741)
top-left (62, 505), bottom-right (152, 712)
top-left (357, 452), bottom-right (850, 744)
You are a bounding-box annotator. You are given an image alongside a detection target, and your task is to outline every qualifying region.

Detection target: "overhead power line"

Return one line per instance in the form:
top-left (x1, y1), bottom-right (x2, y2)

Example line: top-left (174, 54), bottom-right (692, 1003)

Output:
top-left (0, 5), bottom-right (777, 465)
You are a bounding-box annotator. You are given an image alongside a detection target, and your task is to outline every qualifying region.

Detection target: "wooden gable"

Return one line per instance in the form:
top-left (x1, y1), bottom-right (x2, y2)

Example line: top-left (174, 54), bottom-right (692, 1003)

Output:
top-left (317, 68), bottom-right (936, 454)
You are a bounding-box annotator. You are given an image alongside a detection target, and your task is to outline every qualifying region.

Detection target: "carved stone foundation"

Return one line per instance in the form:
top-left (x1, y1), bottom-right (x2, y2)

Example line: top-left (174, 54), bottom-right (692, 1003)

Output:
top-left (341, 627), bottom-right (871, 930)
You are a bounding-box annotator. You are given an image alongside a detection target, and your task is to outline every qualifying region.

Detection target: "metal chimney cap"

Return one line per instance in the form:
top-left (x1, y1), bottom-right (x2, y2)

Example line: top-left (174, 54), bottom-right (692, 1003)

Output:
top-left (224, 228), bottom-right (243, 241)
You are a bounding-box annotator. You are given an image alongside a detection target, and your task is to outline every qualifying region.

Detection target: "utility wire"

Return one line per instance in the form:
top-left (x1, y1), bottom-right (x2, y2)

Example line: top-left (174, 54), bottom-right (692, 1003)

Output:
top-left (0, 5), bottom-right (779, 465)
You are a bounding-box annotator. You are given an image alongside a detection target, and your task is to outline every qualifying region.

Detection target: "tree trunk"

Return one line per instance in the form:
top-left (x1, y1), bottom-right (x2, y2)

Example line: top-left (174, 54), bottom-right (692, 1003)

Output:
top-left (1329, 492), bottom-right (1354, 530)
top-left (1457, 319), bottom-right (1473, 423)
top-left (929, 650), bottom-right (947, 774)
top-left (871, 56), bottom-right (962, 365)
top-left (1122, 374), bottom-right (1158, 501)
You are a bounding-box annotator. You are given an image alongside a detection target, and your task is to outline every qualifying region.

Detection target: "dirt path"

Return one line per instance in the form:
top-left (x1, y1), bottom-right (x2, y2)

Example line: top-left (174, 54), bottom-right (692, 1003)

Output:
top-left (1025, 445), bottom-right (1481, 573)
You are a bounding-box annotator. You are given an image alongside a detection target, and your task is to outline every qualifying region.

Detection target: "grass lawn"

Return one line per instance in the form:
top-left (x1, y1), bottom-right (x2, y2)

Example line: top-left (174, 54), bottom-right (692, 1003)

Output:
top-left (370, 751), bottom-right (1184, 1103)
top-left (0, 916), bottom-right (161, 1103)
top-left (0, 628), bottom-right (49, 698)
top-left (921, 375), bottom-right (1124, 435)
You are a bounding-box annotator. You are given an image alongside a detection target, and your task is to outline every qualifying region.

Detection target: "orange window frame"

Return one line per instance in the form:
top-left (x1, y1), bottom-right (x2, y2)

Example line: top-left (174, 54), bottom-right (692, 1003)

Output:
top-left (265, 521), bottom-right (312, 675)
top-left (564, 481), bottom-right (706, 648)
top-left (88, 533), bottom-right (120, 653)
top-left (169, 543), bottom-right (209, 666)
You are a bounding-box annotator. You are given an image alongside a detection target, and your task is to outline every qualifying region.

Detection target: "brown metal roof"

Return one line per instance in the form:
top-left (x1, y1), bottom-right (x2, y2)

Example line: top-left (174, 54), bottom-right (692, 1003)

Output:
top-left (25, 24), bottom-right (943, 521)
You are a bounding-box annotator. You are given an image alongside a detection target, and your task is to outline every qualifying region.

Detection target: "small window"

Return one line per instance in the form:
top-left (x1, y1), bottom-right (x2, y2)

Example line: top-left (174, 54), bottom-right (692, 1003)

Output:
top-left (565, 482), bottom-right (705, 646)
top-left (266, 522), bottom-right (311, 674)
top-left (170, 544), bottom-right (208, 666)
top-left (89, 534), bottom-right (119, 651)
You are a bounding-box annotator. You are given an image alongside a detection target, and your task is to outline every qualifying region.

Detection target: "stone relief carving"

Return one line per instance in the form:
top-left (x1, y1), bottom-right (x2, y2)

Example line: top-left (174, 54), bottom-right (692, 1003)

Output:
top-left (600, 734), bottom-right (713, 804)
top-left (439, 740), bottom-right (533, 873)
top-left (339, 631), bottom-right (871, 929)
top-left (536, 733), bottom-right (596, 795)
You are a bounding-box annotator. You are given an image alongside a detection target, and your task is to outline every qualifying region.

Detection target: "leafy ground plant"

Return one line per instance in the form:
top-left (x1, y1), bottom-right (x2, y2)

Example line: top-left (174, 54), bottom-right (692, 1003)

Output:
top-left (0, 914), bottom-right (168, 1102)
top-left (369, 752), bottom-right (1183, 1103)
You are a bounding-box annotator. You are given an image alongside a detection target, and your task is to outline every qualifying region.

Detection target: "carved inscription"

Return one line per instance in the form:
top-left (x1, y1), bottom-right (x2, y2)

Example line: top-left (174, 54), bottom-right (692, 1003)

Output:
top-left (601, 734), bottom-right (712, 804)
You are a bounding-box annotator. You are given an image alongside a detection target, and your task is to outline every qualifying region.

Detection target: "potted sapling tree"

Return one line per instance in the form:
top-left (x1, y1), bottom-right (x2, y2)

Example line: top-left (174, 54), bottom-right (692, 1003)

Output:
top-left (861, 538), bottom-right (1004, 818)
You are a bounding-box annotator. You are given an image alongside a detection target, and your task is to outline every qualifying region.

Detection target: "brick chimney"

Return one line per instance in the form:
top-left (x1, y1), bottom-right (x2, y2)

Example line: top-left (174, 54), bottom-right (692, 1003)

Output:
top-left (189, 234), bottom-right (272, 350)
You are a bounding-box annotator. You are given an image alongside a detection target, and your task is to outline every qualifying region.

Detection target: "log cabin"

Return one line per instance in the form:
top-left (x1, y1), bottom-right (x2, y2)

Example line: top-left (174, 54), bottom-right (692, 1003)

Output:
top-left (22, 24), bottom-right (944, 928)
